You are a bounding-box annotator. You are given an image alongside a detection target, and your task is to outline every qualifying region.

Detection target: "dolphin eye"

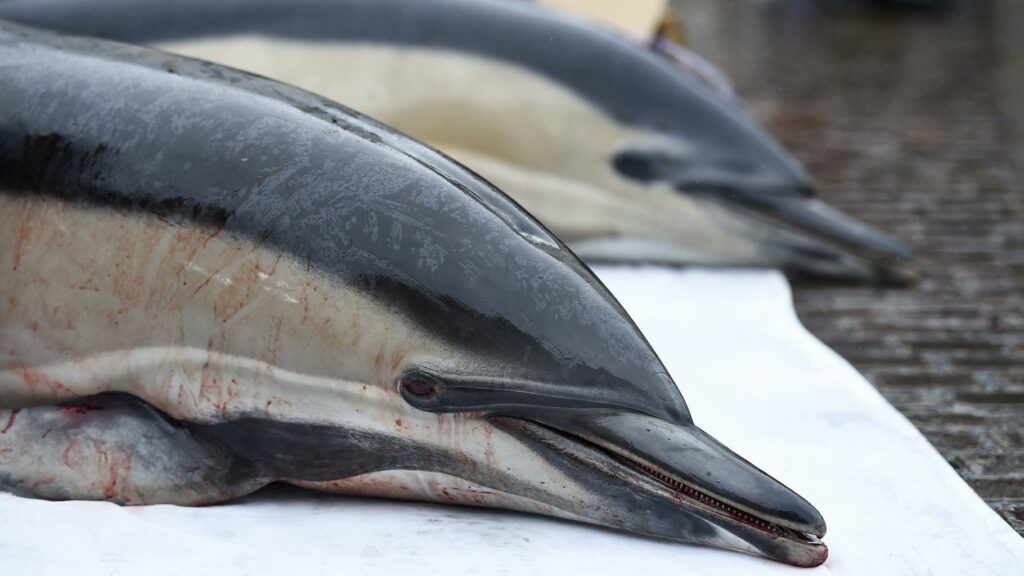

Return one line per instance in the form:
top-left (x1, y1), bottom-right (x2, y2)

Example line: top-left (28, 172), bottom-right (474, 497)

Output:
top-left (404, 378), bottom-right (437, 397)
top-left (399, 371), bottom-right (444, 405)
top-left (613, 150), bottom-right (658, 182)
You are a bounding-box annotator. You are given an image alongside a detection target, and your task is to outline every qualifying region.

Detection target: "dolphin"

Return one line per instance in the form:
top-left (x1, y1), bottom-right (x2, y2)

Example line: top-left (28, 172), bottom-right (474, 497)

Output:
top-left (0, 0), bottom-right (913, 284)
top-left (0, 22), bottom-right (827, 566)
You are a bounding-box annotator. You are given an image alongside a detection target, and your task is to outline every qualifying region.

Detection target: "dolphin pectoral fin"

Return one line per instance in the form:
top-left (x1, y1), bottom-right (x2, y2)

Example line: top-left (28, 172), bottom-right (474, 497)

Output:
top-left (0, 394), bottom-right (268, 505)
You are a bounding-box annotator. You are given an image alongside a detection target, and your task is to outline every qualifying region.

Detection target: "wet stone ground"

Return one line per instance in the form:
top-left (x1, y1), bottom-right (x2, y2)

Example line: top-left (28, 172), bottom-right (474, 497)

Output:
top-left (674, 0), bottom-right (1023, 534)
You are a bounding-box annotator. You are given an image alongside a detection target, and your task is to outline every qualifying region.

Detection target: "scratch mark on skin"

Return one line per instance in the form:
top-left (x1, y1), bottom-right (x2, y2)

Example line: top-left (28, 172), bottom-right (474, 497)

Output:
top-left (181, 223), bottom-right (225, 270)
top-left (18, 367), bottom-right (75, 398)
top-left (301, 280), bottom-right (310, 324)
top-left (30, 476), bottom-right (56, 492)
top-left (191, 261), bottom-right (228, 296)
top-left (196, 223), bottom-right (225, 252)
top-left (91, 442), bottom-right (118, 500)
top-left (0, 409), bottom-right (19, 433)
top-left (61, 438), bottom-right (77, 467)
top-left (96, 444), bottom-right (134, 503)
top-left (11, 216), bottom-right (31, 271)
top-left (390, 349), bottom-right (403, 373)
top-left (254, 253), bottom-right (281, 277)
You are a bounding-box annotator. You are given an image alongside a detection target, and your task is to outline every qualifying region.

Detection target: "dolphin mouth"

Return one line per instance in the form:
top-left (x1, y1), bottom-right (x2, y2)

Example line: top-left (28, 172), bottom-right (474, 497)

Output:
top-left (491, 415), bottom-right (828, 567)
top-left (602, 441), bottom-right (826, 546)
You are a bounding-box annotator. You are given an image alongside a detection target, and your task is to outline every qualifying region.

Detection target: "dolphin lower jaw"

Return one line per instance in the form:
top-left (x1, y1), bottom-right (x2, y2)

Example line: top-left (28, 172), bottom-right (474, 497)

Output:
top-left (490, 416), bottom-right (827, 567)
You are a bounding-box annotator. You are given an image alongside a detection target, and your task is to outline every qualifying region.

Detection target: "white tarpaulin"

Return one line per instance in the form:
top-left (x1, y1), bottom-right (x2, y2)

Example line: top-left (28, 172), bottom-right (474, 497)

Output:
top-left (2, 269), bottom-right (1021, 574)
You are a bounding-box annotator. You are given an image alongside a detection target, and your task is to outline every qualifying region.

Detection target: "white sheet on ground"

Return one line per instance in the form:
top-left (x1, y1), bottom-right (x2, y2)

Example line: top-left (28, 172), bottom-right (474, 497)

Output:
top-left (1, 269), bottom-right (1021, 574)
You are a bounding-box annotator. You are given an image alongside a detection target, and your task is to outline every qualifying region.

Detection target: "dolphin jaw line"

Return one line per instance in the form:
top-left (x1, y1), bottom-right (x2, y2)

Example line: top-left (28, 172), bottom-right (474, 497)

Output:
top-left (609, 450), bottom-right (822, 545)
top-left (502, 416), bottom-right (823, 547)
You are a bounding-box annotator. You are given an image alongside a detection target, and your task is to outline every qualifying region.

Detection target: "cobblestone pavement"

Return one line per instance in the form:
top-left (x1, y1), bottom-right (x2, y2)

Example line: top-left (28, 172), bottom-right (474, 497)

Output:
top-left (674, 0), bottom-right (1023, 533)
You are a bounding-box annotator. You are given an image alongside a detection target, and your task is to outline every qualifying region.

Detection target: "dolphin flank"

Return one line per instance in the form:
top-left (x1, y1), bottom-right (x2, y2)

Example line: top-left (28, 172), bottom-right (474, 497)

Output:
top-left (0, 0), bottom-right (913, 284)
top-left (0, 22), bottom-right (827, 566)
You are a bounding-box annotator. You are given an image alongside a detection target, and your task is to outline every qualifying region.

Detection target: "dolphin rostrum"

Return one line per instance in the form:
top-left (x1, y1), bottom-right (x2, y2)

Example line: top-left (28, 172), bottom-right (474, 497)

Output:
top-left (0, 22), bottom-right (827, 566)
top-left (0, 0), bottom-right (913, 284)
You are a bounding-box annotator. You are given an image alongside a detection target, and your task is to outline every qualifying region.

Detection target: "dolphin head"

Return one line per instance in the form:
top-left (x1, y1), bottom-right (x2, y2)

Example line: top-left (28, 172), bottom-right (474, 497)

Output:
top-left (375, 288), bottom-right (829, 567)
top-left (283, 126), bottom-right (830, 566)
top-left (612, 41), bottom-right (816, 200)
top-left (597, 36), bottom-right (913, 284)
top-left (389, 370), bottom-right (830, 567)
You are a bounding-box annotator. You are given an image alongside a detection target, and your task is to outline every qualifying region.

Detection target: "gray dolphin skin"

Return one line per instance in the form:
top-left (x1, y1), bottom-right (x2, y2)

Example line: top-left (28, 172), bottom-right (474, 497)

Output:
top-left (0, 0), bottom-right (913, 284)
top-left (0, 22), bottom-right (828, 566)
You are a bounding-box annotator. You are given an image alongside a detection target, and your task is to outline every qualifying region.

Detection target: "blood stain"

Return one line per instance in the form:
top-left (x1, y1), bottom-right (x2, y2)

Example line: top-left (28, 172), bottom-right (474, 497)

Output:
top-left (0, 409), bottom-right (19, 434)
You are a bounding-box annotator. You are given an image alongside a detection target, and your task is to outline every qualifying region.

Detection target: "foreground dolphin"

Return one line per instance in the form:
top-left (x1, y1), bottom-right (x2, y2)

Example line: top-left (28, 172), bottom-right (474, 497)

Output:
top-left (0, 22), bottom-right (827, 566)
top-left (0, 0), bottom-right (912, 284)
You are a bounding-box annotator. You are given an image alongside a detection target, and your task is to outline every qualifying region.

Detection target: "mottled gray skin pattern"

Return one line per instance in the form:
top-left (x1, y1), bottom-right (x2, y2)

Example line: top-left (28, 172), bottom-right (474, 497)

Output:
top-left (0, 0), bottom-right (913, 284)
top-left (0, 23), bottom-right (826, 566)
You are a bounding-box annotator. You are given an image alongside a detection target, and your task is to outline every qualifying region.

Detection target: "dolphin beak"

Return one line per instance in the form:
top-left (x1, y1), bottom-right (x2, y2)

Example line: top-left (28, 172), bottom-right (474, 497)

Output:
top-left (676, 180), bottom-right (914, 285)
top-left (715, 189), bottom-right (916, 284)
top-left (493, 410), bottom-right (828, 567)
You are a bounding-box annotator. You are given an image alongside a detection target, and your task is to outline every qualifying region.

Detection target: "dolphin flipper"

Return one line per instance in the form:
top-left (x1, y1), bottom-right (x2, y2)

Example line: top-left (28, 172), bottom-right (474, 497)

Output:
top-left (0, 395), bottom-right (268, 505)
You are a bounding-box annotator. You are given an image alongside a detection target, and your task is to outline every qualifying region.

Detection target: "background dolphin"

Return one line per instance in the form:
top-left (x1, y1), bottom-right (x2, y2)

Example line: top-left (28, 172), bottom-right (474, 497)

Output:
top-left (0, 0), bottom-right (913, 284)
top-left (0, 22), bottom-right (826, 566)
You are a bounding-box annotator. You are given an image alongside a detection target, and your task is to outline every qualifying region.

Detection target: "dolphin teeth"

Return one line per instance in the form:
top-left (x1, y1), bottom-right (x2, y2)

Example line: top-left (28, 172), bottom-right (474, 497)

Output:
top-left (619, 453), bottom-right (796, 538)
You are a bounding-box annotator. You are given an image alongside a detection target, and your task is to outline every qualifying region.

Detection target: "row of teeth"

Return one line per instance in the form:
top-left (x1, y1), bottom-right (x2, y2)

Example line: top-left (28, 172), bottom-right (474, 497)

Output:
top-left (512, 420), bottom-right (792, 538)
top-left (627, 457), bottom-right (783, 535)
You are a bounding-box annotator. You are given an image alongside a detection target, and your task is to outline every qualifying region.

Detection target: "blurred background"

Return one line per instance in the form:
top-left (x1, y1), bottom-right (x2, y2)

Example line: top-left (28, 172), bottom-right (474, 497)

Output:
top-left (668, 0), bottom-right (1022, 533)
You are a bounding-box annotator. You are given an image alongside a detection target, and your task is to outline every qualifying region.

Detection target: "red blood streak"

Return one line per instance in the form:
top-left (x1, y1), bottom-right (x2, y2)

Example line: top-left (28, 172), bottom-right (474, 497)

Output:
top-left (59, 403), bottom-right (102, 416)
top-left (61, 440), bottom-right (77, 467)
top-left (0, 409), bottom-right (19, 434)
